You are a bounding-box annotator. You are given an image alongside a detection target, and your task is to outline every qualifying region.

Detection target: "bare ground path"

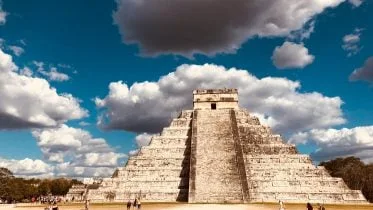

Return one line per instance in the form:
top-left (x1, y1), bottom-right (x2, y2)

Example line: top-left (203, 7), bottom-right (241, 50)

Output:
top-left (1, 203), bottom-right (373, 210)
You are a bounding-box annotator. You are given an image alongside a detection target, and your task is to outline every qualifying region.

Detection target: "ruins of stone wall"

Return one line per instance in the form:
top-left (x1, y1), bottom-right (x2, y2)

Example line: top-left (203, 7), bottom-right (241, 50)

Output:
top-left (66, 185), bottom-right (87, 201)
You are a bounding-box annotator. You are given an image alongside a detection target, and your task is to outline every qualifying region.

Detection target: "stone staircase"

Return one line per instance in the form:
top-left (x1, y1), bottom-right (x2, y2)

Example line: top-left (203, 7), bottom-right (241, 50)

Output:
top-left (234, 110), bottom-right (367, 204)
top-left (189, 109), bottom-right (244, 203)
top-left (88, 110), bottom-right (193, 202)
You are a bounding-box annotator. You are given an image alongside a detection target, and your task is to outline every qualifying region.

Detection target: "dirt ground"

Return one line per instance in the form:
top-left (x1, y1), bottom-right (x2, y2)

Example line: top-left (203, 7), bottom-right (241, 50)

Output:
top-left (1, 203), bottom-right (373, 210)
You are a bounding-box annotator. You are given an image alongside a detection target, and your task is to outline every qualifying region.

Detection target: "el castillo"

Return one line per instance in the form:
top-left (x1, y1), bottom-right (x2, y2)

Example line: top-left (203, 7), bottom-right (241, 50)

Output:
top-left (85, 89), bottom-right (367, 204)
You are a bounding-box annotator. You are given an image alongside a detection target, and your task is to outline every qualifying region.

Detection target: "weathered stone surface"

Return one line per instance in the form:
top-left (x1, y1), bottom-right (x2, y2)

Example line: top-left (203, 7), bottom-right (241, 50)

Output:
top-left (189, 109), bottom-right (244, 203)
top-left (88, 109), bottom-right (192, 202)
top-left (66, 184), bottom-right (87, 201)
top-left (87, 89), bottom-right (367, 204)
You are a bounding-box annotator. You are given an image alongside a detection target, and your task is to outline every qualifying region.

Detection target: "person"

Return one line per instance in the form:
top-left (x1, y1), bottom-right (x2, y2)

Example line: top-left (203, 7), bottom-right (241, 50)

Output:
top-left (52, 201), bottom-right (59, 210)
top-left (306, 202), bottom-right (313, 210)
top-left (84, 199), bottom-right (90, 210)
top-left (134, 198), bottom-right (137, 210)
top-left (279, 200), bottom-right (285, 210)
top-left (317, 203), bottom-right (325, 210)
top-left (127, 199), bottom-right (132, 210)
top-left (137, 198), bottom-right (141, 210)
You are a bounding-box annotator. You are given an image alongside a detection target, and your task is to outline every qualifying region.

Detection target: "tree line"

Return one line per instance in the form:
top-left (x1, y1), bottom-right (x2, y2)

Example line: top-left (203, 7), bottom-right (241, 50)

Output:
top-left (320, 156), bottom-right (373, 202)
top-left (0, 167), bottom-right (82, 203)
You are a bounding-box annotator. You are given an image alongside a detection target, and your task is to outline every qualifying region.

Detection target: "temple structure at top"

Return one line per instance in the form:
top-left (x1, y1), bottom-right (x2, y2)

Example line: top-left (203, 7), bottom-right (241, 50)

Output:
top-left (193, 89), bottom-right (239, 110)
top-left (87, 89), bottom-right (367, 204)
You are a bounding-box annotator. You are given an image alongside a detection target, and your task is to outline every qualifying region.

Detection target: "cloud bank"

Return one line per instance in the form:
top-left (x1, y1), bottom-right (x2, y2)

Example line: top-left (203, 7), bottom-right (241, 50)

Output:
top-left (96, 64), bottom-right (345, 135)
top-left (0, 158), bottom-right (53, 177)
top-left (114, 0), bottom-right (344, 57)
top-left (0, 125), bottom-right (127, 178)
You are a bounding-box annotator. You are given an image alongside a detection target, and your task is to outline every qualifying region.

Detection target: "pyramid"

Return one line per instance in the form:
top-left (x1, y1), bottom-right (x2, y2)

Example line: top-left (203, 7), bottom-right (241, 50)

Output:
top-left (88, 89), bottom-right (367, 204)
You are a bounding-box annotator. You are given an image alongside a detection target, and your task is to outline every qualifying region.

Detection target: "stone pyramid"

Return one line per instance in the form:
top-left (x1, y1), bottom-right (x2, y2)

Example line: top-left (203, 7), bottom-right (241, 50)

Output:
top-left (88, 89), bottom-right (367, 204)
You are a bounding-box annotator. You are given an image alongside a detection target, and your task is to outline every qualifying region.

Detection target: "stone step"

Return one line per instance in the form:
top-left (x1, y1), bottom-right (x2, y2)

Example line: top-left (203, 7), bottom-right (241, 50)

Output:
top-left (117, 182), bottom-right (188, 188)
top-left (149, 137), bottom-right (190, 146)
top-left (90, 190), bottom-right (189, 202)
top-left (126, 159), bottom-right (189, 168)
top-left (178, 110), bottom-right (193, 118)
top-left (161, 127), bottom-right (191, 136)
top-left (246, 154), bottom-right (311, 164)
top-left (170, 118), bottom-right (192, 127)
top-left (242, 144), bottom-right (297, 154)
top-left (251, 187), bottom-right (351, 193)
top-left (247, 164), bottom-right (323, 170)
top-left (249, 192), bottom-right (367, 203)
top-left (248, 169), bottom-right (330, 178)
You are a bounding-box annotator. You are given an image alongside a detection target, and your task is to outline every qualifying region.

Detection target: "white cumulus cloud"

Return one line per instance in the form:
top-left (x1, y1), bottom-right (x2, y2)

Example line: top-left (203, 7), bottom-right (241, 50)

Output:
top-left (8, 45), bottom-right (25, 56)
top-left (0, 157), bottom-right (53, 177)
top-left (0, 1), bottom-right (6, 25)
top-left (0, 49), bottom-right (87, 129)
top-left (32, 124), bottom-right (127, 166)
top-left (289, 126), bottom-right (373, 163)
top-left (348, 0), bottom-right (363, 7)
top-left (39, 67), bottom-right (69, 82)
top-left (135, 133), bottom-right (152, 147)
top-left (78, 121), bottom-right (90, 126)
top-left (271, 41), bottom-right (315, 69)
top-left (128, 133), bottom-right (153, 156)
top-left (96, 64), bottom-right (345, 135)
top-left (342, 29), bottom-right (363, 56)
top-left (34, 61), bottom-right (70, 82)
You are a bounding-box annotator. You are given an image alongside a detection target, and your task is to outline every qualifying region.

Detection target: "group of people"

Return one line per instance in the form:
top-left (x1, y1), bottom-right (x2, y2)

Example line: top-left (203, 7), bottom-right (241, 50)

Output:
top-left (38, 196), bottom-right (62, 204)
top-left (279, 200), bottom-right (326, 210)
top-left (306, 202), bottom-right (326, 210)
top-left (44, 201), bottom-right (59, 210)
top-left (127, 198), bottom-right (142, 210)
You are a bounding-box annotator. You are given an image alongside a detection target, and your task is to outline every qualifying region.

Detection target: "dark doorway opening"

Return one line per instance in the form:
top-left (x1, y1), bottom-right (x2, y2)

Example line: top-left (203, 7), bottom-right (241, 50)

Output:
top-left (211, 103), bottom-right (217, 110)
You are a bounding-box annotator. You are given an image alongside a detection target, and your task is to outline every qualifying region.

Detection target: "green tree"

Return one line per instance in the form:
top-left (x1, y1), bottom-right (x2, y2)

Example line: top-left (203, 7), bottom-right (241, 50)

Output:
top-left (38, 180), bottom-right (51, 196)
top-left (320, 156), bottom-right (373, 202)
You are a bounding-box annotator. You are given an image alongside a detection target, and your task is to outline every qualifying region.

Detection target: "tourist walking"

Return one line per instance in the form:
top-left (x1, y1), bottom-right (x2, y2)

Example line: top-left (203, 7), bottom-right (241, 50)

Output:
top-left (278, 200), bottom-right (285, 210)
top-left (317, 203), bottom-right (325, 210)
top-left (84, 199), bottom-right (90, 210)
top-left (306, 202), bottom-right (313, 210)
top-left (127, 199), bottom-right (132, 210)
top-left (52, 201), bottom-right (59, 210)
top-left (137, 198), bottom-right (141, 210)
top-left (137, 199), bottom-right (141, 210)
top-left (134, 198), bottom-right (138, 210)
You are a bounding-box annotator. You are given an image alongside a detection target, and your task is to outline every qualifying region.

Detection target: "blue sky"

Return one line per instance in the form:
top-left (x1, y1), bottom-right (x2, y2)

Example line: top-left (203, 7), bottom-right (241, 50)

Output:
top-left (0, 0), bottom-right (372, 177)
